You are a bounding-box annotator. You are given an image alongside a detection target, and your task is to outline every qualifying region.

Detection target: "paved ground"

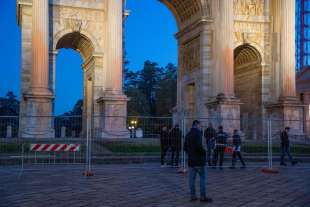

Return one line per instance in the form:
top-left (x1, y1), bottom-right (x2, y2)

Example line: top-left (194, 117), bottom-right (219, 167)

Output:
top-left (0, 164), bottom-right (310, 207)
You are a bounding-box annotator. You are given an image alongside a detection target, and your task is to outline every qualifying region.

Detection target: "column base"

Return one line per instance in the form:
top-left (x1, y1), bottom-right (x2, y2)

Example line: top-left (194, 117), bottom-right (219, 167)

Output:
top-left (95, 94), bottom-right (130, 139)
top-left (266, 97), bottom-right (306, 138)
top-left (20, 93), bottom-right (54, 138)
top-left (206, 94), bottom-right (241, 134)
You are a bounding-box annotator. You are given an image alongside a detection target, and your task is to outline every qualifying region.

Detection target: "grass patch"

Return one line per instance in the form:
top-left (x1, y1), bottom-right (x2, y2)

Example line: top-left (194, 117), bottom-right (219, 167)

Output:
top-left (104, 142), bottom-right (160, 154)
top-left (0, 143), bottom-right (25, 153)
top-left (243, 144), bottom-right (310, 154)
top-left (104, 142), bottom-right (310, 155)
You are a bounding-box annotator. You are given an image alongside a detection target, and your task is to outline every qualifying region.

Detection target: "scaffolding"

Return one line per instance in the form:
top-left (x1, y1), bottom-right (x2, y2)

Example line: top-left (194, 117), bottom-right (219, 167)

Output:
top-left (296, 0), bottom-right (310, 71)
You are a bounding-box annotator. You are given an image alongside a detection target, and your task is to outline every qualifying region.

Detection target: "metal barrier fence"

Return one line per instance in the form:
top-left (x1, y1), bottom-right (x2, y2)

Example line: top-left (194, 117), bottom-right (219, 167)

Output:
top-left (0, 115), bottom-right (309, 171)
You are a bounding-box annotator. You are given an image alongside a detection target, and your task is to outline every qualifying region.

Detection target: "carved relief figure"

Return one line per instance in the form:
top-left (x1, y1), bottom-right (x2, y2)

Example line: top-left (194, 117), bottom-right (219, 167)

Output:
top-left (234, 0), bottom-right (264, 16)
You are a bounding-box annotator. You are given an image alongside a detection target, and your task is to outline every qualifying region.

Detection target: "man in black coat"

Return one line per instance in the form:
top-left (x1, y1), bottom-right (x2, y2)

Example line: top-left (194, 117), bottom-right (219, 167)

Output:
top-left (170, 124), bottom-right (182, 167)
top-left (280, 127), bottom-right (297, 166)
top-left (160, 126), bottom-right (170, 166)
top-left (184, 120), bottom-right (212, 203)
top-left (204, 122), bottom-right (216, 166)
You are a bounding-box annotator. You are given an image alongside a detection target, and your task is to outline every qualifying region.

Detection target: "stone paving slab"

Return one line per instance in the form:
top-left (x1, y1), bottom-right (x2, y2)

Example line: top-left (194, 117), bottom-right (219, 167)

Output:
top-left (0, 164), bottom-right (310, 207)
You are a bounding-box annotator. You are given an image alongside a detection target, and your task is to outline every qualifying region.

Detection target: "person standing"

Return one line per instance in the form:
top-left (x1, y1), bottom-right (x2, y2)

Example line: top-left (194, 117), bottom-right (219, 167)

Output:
top-left (160, 126), bottom-right (170, 167)
top-left (170, 124), bottom-right (182, 167)
top-left (280, 127), bottom-right (298, 166)
top-left (213, 125), bottom-right (228, 169)
top-left (230, 129), bottom-right (246, 169)
top-left (204, 123), bottom-right (216, 166)
top-left (184, 120), bottom-right (212, 203)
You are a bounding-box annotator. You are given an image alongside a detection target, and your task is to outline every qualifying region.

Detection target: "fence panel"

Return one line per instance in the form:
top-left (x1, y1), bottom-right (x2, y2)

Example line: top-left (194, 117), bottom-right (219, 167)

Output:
top-left (0, 115), bottom-right (309, 171)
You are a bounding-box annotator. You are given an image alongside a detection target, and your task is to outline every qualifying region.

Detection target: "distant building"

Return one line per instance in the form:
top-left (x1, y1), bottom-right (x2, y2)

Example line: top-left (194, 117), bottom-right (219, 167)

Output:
top-left (296, 67), bottom-right (310, 136)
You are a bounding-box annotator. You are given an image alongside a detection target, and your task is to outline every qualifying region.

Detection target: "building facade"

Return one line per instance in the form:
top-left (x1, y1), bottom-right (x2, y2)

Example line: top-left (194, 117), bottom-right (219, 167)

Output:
top-left (16, 0), bottom-right (304, 139)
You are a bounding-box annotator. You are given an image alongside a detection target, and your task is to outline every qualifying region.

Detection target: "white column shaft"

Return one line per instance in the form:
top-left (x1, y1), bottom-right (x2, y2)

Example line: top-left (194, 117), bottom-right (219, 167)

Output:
top-left (214, 0), bottom-right (234, 97)
top-left (106, 0), bottom-right (123, 93)
top-left (31, 0), bottom-right (50, 95)
top-left (280, 0), bottom-right (296, 97)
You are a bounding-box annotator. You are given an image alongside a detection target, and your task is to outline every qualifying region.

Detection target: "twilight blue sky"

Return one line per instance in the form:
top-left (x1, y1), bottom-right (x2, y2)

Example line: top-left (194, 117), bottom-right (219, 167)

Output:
top-left (0, 0), bottom-right (177, 115)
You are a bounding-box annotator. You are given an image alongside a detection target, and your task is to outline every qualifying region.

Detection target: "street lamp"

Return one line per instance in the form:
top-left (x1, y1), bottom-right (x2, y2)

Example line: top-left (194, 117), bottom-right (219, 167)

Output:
top-left (129, 120), bottom-right (138, 138)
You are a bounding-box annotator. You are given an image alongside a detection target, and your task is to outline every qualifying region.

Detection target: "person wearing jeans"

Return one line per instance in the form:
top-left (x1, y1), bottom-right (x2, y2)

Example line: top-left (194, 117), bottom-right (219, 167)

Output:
top-left (189, 166), bottom-right (206, 200)
top-left (184, 120), bottom-right (212, 203)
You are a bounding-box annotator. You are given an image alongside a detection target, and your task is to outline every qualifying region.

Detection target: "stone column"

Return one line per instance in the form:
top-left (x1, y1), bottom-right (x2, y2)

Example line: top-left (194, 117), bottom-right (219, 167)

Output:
top-left (106, 0), bottom-right (123, 94)
top-left (206, 0), bottom-right (240, 133)
top-left (21, 0), bottom-right (54, 138)
top-left (30, 0), bottom-right (51, 96)
top-left (214, 0), bottom-right (234, 98)
top-left (279, 0), bottom-right (296, 99)
top-left (199, 23), bottom-right (211, 118)
top-left (267, 0), bottom-right (304, 137)
top-left (97, 0), bottom-right (129, 138)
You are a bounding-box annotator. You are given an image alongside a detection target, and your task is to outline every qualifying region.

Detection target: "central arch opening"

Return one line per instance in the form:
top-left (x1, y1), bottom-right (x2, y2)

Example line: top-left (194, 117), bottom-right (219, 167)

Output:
top-left (125, 0), bottom-right (178, 117)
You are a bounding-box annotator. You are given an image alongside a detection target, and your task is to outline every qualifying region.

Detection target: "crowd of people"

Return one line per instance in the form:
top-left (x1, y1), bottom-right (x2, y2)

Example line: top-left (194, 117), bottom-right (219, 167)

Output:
top-left (159, 122), bottom-right (246, 169)
top-left (160, 120), bottom-right (298, 203)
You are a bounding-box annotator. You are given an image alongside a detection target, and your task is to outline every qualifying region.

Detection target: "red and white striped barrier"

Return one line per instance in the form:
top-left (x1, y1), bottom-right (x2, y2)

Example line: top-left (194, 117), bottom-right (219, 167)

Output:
top-left (30, 144), bottom-right (81, 152)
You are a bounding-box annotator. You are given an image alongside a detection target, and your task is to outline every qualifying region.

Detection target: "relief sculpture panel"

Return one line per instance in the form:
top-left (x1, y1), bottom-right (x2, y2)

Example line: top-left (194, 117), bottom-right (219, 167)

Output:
top-left (180, 37), bottom-right (200, 74)
top-left (234, 0), bottom-right (264, 16)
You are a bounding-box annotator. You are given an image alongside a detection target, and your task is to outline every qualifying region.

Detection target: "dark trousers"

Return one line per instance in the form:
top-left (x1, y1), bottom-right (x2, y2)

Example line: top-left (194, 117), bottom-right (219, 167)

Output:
top-left (281, 145), bottom-right (293, 163)
top-left (161, 146), bottom-right (169, 165)
top-left (206, 142), bottom-right (214, 166)
top-left (171, 148), bottom-right (180, 166)
top-left (213, 146), bottom-right (225, 167)
top-left (232, 151), bottom-right (245, 167)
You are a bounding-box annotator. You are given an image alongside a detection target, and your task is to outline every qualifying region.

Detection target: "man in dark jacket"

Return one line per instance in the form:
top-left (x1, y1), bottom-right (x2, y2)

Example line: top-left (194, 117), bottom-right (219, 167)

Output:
top-left (160, 126), bottom-right (170, 166)
top-left (170, 124), bottom-right (182, 167)
top-left (204, 122), bottom-right (216, 166)
top-left (213, 125), bottom-right (228, 169)
top-left (280, 127), bottom-right (297, 166)
top-left (184, 120), bottom-right (212, 203)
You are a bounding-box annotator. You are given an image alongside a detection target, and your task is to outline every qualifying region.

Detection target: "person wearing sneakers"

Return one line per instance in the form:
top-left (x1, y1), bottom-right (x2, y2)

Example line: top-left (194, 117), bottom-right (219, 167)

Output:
top-left (280, 127), bottom-right (298, 166)
top-left (184, 120), bottom-right (212, 203)
top-left (230, 129), bottom-right (246, 169)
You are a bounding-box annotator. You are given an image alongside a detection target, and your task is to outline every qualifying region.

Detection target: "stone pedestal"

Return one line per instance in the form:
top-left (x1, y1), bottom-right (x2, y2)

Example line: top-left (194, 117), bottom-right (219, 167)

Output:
top-left (21, 95), bottom-right (54, 138)
top-left (206, 94), bottom-right (241, 134)
top-left (20, 0), bottom-right (54, 138)
top-left (96, 94), bottom-right (129, 138)
top-left (266, 97), bottom-right (305, 136)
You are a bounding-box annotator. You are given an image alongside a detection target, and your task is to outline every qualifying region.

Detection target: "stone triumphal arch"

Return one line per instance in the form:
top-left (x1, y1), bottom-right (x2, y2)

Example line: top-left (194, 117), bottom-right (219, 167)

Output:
top-left (17, 0), bottom-right (303, 138)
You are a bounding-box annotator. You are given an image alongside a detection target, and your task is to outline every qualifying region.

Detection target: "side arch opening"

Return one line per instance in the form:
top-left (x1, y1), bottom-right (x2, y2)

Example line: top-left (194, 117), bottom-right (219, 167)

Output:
top-left (234, 44), bottom-right (263, 139)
